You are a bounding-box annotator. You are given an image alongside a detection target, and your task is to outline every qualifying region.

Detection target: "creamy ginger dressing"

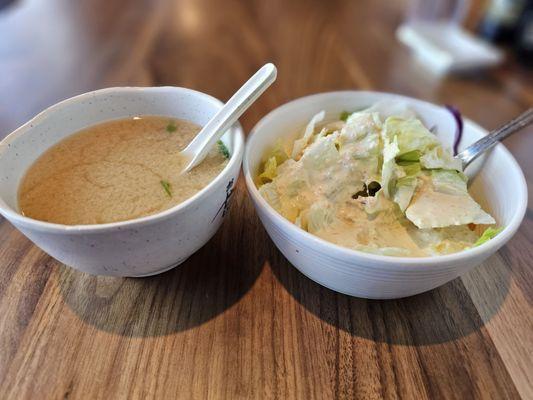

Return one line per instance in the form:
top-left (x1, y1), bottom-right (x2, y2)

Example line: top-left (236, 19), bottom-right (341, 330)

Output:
top-left (258, 110), bottom-right (492, 257)
top-left (18, 116), bottom-right (229, 225)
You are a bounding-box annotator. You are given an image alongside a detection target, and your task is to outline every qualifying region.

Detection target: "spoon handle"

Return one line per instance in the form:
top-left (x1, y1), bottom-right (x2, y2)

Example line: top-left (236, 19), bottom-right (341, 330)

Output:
top-left (456, 108), bottom-right (533, 169)
top-left (182, 63), bottom-right (277, 171)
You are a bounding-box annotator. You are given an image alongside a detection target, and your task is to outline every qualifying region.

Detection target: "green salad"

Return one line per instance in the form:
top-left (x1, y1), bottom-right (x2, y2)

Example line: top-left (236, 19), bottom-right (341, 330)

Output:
top-left (257, 107), bottom-right (501, 257)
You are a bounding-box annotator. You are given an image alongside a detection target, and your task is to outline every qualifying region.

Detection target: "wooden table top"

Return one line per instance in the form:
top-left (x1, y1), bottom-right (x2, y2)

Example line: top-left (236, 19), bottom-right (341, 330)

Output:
top-left (0, 0), bottom-right (532, 398)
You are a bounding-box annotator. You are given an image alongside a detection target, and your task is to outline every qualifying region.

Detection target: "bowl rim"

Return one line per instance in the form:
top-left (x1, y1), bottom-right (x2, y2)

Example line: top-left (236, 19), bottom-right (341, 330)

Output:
top-left (244, 90), bottom-right (528, 268)
top-left (0, 86), bottom-right (244, 234)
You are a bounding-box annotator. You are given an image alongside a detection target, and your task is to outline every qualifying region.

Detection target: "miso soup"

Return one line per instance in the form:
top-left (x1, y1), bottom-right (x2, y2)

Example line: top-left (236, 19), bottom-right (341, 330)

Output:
top-left (18, 116), bottom-right (229, 225)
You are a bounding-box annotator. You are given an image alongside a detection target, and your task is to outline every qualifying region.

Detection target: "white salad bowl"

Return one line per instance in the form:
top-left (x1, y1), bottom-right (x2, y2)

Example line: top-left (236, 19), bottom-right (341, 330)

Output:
top-left (0, 87), bottom-right (244, 277)
top-left (244, 91), bottom-right (527, 299)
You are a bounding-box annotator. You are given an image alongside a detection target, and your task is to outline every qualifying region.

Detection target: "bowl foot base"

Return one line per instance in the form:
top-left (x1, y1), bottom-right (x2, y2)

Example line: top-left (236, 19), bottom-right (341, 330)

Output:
top-left (126, 257), bottom-right (190, 277)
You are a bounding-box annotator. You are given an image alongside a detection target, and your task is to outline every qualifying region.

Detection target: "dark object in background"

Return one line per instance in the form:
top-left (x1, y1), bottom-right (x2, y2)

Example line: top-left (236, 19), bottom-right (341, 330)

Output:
top-left (0, 0), bottom-right (17, 11)
top-left (515, 3), bottom-right (533, 65)
top-left (478, 0), bottom-right (527, 43)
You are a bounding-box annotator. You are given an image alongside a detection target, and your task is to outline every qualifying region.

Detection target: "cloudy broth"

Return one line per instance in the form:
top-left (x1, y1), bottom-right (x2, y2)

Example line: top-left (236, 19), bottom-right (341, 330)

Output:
top-left (18, 116), bottom-right (229, 225)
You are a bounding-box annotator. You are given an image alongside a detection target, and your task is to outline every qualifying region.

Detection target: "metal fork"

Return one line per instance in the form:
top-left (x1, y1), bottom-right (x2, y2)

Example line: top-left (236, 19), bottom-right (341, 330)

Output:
top-left (456, 108), bottom-right (533, 169)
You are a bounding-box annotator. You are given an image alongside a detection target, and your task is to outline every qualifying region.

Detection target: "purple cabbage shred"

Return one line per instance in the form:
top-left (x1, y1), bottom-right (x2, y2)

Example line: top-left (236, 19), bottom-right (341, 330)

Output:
top-left (445, 105), bottom-right (463, 156)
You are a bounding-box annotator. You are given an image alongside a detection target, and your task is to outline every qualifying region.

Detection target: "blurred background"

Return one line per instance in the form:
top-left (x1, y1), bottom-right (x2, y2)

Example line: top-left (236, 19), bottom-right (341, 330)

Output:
top-left (0, 0), bottom-right (531, 141)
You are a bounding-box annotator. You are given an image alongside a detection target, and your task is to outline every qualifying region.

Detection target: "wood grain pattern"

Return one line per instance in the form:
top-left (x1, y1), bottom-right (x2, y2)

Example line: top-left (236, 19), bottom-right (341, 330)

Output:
top-left (0, 0), bottom-right (532, 398)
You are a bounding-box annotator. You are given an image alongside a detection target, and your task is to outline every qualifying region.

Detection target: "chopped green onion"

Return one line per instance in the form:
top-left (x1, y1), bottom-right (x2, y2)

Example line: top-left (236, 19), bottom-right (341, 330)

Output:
top-left (217, 140), bottom-right (230, 159)
top-left (166, 121), bottom-right (177, 133)
top-left (340, 111), bottom-right (351, 122)
top-left (160, 180), bottom-right (172, 197)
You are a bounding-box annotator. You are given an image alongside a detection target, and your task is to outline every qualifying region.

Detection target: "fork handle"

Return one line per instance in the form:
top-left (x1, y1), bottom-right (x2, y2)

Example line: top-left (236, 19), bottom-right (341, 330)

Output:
top-left (456, 108), bottom-right (533, 169)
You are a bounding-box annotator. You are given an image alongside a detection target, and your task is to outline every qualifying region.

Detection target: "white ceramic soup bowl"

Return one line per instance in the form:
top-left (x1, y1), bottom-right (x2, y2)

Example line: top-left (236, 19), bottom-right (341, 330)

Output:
top-left (244, 91), bottom-right (527, 299)
top-left (0, 87), bottom-right (244, 277)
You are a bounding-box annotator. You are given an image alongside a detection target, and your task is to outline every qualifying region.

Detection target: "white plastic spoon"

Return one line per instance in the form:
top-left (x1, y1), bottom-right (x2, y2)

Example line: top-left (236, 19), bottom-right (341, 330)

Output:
top-left (181, 63), bottom-right (277, 172)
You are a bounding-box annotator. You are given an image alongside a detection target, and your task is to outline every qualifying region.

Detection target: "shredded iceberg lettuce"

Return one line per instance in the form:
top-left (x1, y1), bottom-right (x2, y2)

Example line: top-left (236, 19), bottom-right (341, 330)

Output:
top-left (291, 111), bottom-right (325, 159)
top-left (305, 201), bottom-right (337, 234)
top-left (393, 176), bottom-right (418, 212)
top-left (270, 139), bottom-right (289, 165)
top-left (474, 227), bottom-right (503, 246)
top-left (381, 135), bottom-right (400, 198)
top-left (300, 134), bottom-right (339, 171)
top-left (257, 104), bottom-right (499, 257)
top-left (259, 156), bottom-right (278, 184)
top-left (431, 170), bottom-right (468, 194)
top-left (383, 117), bottom-right (439, 155)
top-left (405, 171), bottom-right (495, 229)
top-left (420, 146), bottom-right (462, 171)
top-left (258, 182), bottom-right (281, 211)
top-left (397, 150), bottom-right (420, 163)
